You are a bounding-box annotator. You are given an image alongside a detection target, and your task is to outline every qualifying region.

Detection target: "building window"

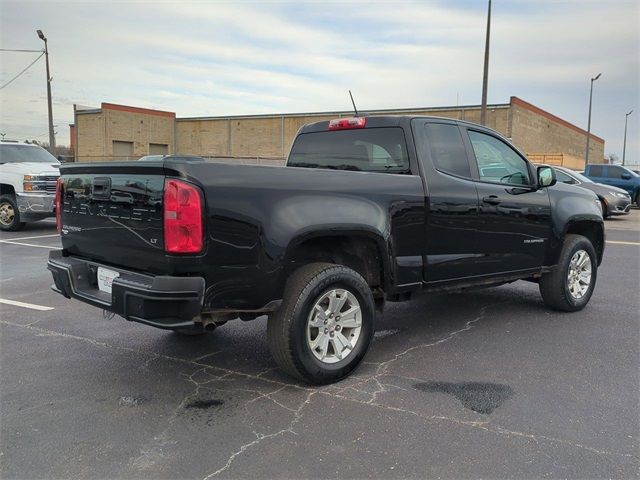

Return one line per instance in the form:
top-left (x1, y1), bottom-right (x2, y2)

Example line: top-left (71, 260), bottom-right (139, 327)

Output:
top-left (149, 143), bottom-right (168, 155)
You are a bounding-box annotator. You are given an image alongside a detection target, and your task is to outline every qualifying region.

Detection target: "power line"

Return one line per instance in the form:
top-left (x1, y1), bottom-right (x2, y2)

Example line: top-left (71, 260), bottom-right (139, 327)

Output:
top-left (0, 48), bottom-right (44, 53)
top-left (0, 52), bottom-right (45, 90)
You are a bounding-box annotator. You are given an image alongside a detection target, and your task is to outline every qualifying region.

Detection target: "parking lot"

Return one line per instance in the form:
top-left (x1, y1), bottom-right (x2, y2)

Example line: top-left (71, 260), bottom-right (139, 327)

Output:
top-left (1, 213), bottom-right (639, 479)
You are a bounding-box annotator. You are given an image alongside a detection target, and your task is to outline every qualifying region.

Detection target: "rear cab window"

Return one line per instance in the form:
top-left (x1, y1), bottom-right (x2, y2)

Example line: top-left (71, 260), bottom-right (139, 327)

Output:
top-left (287, 127), bottom-right (410, 174)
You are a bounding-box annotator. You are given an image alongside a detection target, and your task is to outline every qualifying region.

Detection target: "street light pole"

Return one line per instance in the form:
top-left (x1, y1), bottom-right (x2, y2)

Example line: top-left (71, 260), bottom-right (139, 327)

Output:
top-left (622, 110), bottom-right (633, 166)
top-left (37, 29), bottom-right (55, 155)
top-left (585, 73), bottom-right (601, 166)
top-left (480, 0), bottom-right (491, 126)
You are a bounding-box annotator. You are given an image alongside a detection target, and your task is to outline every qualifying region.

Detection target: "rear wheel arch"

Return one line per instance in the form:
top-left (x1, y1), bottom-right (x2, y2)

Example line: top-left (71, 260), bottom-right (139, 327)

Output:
top-left (284, 232), bottom-right (390, 292)
top-left (0, 183), bottom-right (16, 196)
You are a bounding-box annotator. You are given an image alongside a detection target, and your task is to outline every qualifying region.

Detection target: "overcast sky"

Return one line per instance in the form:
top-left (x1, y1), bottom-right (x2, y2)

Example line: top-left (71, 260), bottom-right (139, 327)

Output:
top-left (1, 0), bottom-right (638, 161)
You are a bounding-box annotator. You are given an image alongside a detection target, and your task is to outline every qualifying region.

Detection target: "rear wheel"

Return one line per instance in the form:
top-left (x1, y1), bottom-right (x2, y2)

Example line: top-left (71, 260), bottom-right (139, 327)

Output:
top-left (0, 195), bottom-right (25, 232)
top-left (268, 263), bottom-right (375, 384)
top-left (539, 234), bottom-right (597, 312)
top-left (636, 192), bottom-right (640, 208)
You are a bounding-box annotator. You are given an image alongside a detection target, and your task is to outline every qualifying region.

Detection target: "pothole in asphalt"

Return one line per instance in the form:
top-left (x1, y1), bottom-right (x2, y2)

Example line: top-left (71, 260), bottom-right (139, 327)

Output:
top-left (414, 381), bottom-right (513, 414)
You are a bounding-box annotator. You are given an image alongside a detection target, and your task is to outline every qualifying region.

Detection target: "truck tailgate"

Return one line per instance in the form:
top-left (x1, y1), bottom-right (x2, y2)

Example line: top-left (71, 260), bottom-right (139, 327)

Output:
top-left (59, 162), bottom-right (167, 273)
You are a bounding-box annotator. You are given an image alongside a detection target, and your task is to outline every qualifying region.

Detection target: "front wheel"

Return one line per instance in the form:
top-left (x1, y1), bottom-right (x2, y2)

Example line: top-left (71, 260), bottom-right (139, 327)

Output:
top-left (539, 234), bottom-right (598, 312)
top-left (0, 195), bottom-right (25, 232)
top-left (268, 263), bottom-right (375, 384)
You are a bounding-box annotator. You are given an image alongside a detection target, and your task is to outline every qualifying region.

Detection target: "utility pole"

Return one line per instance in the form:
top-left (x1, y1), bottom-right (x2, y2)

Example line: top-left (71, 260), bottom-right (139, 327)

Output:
top-left (37, 29), bottom-right (56, 155)
top-left (585, 73), bottom-right (601, 166)
top-left (623, 110), bottom-right (633, 165)
top-left (480, 0), bottom-right (491, 126)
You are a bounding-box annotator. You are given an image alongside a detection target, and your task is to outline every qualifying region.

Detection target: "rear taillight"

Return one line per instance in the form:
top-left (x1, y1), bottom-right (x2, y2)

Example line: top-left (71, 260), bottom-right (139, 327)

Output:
top-left (328, 117), bottom-right (366, 130)
top-left (55, 177), bottom-right (62, 233)
top-left (163, 179), bottom-right (203, 254)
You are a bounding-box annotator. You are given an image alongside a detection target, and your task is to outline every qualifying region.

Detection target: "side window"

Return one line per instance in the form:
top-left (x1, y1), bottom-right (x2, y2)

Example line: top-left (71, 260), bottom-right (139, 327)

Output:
top-left (424, 123), bottom-right (471, 177)
top-left (468, 130), bottom-right (531, 185)
top-left (555, 170), bottom-right (576, 184)
top-left (589, 165), bottom-right (603, 176)
top-left (607, 166), bottom-right (624, 179)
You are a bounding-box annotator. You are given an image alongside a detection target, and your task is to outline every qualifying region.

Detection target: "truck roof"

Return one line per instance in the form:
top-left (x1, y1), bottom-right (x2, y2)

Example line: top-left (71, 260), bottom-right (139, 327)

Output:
top-left (298, 115), bottom-right (503, 137)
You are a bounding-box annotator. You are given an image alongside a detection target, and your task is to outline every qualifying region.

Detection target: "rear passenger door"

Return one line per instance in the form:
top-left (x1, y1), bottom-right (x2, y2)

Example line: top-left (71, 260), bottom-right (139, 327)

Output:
top-left (462, 127), bottom-right (552, 274)
top-left (412, 119), bottom-right (482, 283)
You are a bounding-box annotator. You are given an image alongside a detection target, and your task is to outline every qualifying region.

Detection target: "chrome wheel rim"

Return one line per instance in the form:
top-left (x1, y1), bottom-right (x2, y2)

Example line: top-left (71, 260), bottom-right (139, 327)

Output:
top-left (567, 249), bottom-right (592, 299)
top-left (307, 288), bottom-right (362, 364)
top-left (0, 201), bottom-right (15, 226)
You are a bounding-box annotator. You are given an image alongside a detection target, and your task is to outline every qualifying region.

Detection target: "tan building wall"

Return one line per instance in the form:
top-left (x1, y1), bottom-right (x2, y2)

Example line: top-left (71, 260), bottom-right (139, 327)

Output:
top-left (74, 97), bottom-right (603, 164)
top-left (75, 103), bottom-right (175, 162)
top-left (509, 97), bottom-right (604, 165)
top-left (174, 107), bottom-right (510, 160)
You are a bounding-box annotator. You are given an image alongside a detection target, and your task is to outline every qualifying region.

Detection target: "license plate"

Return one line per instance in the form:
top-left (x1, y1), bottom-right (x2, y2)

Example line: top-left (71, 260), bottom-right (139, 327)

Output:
top-left (97, 266), bottom-right (119, 294)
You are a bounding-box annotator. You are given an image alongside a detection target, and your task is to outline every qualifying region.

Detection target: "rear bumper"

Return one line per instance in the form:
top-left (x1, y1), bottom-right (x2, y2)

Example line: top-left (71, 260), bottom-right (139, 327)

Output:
top-left (47, 250), bottom-right (204, 329)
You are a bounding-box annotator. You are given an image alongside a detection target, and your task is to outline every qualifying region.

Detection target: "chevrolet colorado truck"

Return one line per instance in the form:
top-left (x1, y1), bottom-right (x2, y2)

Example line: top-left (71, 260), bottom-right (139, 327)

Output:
top-left (0, 141), bottom-right (60, 231)
top-left (48, 116), bottom-right (604, 384)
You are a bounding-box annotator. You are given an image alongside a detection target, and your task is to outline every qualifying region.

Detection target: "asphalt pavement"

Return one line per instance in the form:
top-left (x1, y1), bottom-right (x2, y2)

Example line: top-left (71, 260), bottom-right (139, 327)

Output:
top-left (1, 214), bottom-right (639, 479)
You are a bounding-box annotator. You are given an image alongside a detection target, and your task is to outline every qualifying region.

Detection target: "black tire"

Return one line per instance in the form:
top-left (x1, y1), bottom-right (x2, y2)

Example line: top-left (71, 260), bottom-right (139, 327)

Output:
top-left (636, 192), bottom-right (640, 208)
top-left (267, 263), bottom-right (375, 385)
top-left (0, 195), bottom-right (26, 232)
top-left (539, 234), bottom-right (598, 312)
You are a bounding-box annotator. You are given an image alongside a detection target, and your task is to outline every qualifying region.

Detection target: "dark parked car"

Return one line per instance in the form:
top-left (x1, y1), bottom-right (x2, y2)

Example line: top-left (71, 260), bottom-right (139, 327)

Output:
top-left (48, 116), bottom-right (604, 384)
top-left (539, 164), bottom-right (631, 217)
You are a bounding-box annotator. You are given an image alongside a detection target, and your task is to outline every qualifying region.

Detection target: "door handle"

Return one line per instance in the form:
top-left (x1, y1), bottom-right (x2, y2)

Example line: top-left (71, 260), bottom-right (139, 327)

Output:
top-left (482, 195), bottom-right (501, 205)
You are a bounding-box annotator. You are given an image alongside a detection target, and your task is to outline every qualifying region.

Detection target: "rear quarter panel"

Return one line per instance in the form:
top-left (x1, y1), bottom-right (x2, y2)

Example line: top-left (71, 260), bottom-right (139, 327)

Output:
top-left (169, 161), bottom-right (426, 310)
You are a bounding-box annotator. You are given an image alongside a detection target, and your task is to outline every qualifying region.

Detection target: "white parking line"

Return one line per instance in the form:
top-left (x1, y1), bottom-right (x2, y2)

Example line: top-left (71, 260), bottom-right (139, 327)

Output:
top-left (3, 234), bottom-right (59, 241)
top-left (0, 298), bottom-right (54, 311)
top-left (0, 240), bottom-right (60, 249)
top-left (607, 240), bottom-right (640, 246)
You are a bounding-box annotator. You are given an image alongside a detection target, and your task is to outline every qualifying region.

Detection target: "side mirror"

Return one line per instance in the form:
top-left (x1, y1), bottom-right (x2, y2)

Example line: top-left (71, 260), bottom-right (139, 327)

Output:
top-left (537, 166), bottom-right (556, 188)
top-left (621, 172), bottom-right (632, 180)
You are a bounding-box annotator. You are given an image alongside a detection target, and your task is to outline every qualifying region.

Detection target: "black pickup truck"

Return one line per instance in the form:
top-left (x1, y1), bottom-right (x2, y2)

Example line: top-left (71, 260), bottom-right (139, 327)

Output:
top-left (48, 116), bottom-right (604, 384)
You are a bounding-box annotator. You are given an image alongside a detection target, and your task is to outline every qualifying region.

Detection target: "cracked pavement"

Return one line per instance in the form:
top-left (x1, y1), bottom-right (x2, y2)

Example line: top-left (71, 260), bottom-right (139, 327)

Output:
top-left (1, 218), bottom-right (639, 479)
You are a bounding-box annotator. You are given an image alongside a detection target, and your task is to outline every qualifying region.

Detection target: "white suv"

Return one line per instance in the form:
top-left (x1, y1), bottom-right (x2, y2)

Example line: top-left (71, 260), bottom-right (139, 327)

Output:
top-left (0, 141), bottom-right (61, 231)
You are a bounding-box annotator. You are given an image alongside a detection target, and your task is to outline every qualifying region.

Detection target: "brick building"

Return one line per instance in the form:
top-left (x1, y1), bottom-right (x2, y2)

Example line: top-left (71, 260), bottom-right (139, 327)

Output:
top-left (71, 96), bottom-right (604, 168)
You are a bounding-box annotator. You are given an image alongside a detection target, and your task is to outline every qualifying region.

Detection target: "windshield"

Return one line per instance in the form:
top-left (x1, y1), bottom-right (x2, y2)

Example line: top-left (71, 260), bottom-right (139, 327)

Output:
top-left (0, 144), bottom-right (60, 164)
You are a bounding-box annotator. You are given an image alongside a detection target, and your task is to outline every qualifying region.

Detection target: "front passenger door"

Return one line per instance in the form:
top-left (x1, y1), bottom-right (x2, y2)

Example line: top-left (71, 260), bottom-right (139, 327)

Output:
top-left (464, 128), bottom-right (552, 274)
